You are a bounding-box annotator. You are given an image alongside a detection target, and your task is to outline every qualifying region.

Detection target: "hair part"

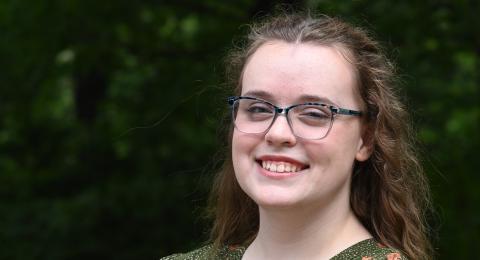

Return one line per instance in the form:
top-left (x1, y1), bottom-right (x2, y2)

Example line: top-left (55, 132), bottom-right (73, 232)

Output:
top-left (207, 11), bottom-right (433, 260)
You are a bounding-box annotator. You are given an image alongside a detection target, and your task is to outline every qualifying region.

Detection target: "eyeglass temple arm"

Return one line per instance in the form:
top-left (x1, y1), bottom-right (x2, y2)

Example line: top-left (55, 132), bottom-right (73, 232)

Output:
top-left (335, 108), bottom-right (363, 116)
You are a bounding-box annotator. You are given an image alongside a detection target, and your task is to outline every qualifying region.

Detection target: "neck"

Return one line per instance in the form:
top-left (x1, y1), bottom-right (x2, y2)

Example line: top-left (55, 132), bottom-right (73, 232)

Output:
top-left (243, 196), bottom-right (371, 260)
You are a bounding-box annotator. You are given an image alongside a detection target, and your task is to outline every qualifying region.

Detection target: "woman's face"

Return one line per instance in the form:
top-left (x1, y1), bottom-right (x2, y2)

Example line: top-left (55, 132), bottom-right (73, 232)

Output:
top-left (232, 41), bottom-right (371, 210)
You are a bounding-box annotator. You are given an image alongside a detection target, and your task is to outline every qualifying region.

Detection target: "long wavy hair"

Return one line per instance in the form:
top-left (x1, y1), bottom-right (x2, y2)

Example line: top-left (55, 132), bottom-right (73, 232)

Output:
top-left (207, 12), bottom-right (433, 260)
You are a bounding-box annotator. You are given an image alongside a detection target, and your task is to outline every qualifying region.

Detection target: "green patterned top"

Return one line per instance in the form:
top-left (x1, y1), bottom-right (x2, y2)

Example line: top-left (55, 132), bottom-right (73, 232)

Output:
top-left (161, 238), bottom-right (406, 260)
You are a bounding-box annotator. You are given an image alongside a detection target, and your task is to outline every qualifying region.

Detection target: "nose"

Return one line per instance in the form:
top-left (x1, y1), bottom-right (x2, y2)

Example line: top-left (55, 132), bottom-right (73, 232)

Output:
top-left (264, 114), bottom-right (297, 147)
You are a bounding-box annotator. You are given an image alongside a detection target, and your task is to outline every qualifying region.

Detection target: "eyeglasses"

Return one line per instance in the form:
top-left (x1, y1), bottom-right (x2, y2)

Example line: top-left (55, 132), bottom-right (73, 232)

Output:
top-left (227, 96), bottom-right (363, 140)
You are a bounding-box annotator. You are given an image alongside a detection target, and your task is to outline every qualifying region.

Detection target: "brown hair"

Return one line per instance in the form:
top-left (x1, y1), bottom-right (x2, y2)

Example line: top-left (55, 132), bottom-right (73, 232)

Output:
top-left (207, 12), bottom-right (433, 260)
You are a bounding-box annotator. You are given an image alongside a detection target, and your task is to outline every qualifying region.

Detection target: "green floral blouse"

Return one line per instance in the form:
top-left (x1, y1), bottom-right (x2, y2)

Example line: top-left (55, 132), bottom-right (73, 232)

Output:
top-left (161, 238), bottom-right (406, 260)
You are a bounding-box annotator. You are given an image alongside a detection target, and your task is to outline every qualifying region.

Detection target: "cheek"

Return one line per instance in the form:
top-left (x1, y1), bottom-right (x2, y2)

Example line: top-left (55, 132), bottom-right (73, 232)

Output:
top-left (231, 131), bottom-right (259, 196)
top-left (303, 142), bottom-right (331, 170)
top-left (331, 120), bottom-right (363, 148)
top-left (231, 131), bottom-right (256, 171)
top-left (305, 127), bottom-right (362, 169)
top-left (231, 131), bottom-right (243, 162)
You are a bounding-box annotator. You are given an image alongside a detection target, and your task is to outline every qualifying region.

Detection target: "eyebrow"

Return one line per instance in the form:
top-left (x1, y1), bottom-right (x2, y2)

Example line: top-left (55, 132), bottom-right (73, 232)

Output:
top-left (242, 90), bottom-right (338, 106)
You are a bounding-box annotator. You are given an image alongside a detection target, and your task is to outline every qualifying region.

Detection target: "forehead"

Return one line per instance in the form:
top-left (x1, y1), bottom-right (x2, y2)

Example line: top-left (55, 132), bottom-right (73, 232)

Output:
top-left (241, 41), bottom-right (359, 107)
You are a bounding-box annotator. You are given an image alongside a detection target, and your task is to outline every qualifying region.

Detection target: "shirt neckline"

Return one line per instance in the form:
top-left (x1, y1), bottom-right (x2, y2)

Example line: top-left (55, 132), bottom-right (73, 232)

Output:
top-left (229, 238), bottom-right (376, 259)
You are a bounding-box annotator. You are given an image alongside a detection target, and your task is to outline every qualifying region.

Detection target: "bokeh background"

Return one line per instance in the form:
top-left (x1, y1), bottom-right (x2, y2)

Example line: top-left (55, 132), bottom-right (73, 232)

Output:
top-left (1, 0), bottom-right (478, 259)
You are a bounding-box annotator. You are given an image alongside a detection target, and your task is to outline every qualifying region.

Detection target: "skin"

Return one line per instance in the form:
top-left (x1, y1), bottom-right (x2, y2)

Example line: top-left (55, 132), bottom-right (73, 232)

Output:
top-left (232, 41), bottom-right (373, 259)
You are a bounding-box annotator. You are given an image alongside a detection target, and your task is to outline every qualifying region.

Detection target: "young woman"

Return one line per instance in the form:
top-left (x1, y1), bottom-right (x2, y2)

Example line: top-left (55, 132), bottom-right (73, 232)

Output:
top-left (162, 12), bottom-right (432, 260)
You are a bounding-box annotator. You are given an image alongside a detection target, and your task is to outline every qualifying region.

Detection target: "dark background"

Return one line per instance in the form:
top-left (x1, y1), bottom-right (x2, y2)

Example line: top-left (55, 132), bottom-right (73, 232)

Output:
top-left (1, 0), bottom-right (478, 259)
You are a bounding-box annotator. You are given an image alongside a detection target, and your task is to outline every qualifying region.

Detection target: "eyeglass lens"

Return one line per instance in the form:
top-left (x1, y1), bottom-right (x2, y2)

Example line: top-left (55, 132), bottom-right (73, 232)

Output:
top-left (232, 99), bottom-right (333, 139)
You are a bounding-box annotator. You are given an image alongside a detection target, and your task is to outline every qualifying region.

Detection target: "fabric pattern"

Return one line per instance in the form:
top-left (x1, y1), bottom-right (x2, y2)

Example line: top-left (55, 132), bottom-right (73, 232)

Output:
top-left (161, 238), bottom-right (406, 260)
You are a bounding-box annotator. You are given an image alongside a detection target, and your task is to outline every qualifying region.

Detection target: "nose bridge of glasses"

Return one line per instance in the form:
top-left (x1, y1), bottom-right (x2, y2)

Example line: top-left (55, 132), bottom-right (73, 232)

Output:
top-left (274, 106), bottom-right (287, 115)
top-left (268, 106), bottom-right (294, 134)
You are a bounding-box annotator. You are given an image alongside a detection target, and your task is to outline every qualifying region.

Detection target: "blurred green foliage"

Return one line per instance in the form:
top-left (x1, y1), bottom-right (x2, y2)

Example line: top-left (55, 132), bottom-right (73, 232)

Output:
top-left (0, 0), bottom-right (478, 259)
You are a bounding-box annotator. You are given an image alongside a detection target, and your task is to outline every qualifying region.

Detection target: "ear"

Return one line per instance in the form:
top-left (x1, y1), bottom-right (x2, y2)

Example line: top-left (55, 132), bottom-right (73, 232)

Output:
top-left (355, 138), bottom-right (372, 162)
top-left (355, 129), bottom-right (373, 162)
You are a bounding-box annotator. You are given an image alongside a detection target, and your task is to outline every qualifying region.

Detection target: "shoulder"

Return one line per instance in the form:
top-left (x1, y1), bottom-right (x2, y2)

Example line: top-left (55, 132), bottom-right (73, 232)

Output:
top-left (160, 244), bottom-right (214, 260)
top-left (332, 239), bottom-right (408, 260)
top-left (160, 244), bottom-right (245, 260)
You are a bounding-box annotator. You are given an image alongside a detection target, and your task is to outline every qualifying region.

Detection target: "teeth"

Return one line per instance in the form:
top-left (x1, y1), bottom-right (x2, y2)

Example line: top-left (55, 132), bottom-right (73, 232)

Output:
top-left (260, 161), bottom-right (303, 173)
top-left (277, 164), bottom-right (284, 173)
top-left (270, 164), bottom-right (277, 172)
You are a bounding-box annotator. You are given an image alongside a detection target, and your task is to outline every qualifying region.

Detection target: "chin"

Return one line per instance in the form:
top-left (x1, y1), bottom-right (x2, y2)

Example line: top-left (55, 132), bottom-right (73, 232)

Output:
top-left (248, 187), bottom-right (305, 209)
top-left (235, 163), bottom-right (310, 210)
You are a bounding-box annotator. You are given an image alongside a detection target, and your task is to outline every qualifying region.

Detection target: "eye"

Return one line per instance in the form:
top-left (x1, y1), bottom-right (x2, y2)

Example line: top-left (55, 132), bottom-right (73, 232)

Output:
top-left (300, 110), bottom-right (329, 118)
top-left (294, 105), bottom-right (331, 126)
top-left (299, 107), bottom-right (329, 118)
top-left (246, 103), bottom-right (273, 114)
top-left (237, 100), bottom-right (274, 122)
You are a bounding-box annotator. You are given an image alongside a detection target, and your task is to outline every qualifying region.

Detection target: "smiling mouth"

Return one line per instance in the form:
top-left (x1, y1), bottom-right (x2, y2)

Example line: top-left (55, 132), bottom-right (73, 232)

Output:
top-left (256, 160), bottom-right (309, 173)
